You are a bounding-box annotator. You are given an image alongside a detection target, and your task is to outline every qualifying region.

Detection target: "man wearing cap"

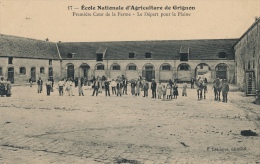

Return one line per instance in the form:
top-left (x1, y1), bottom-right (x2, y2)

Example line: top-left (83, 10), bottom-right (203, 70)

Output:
top-left (221, 79), bottom-right (229, 103)
top-left (151, 79), bottom-right (157, 99)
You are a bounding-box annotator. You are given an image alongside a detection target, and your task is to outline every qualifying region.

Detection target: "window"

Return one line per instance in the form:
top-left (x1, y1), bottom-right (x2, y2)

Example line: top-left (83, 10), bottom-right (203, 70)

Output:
top-left (180, 54), bottom-right (188, 61)
top-left (49, 67), bottom-right (53, 77)
top-left (19, 67), bottom-right (26, 75)
top-left (128, 65), bottom-right (137, 70)
top-left (180, 65), bottom-right (189, 71)
top-left (145, 52), bottom-right (152, 58)
top-left (8, 57), bottom-right (13, 64)
top-left (162, 65), bottom-right (171, 70)
top-left (112, 64), bottom-right (120, 70)
top-left (49, 59), bottom-right (52, 65)
top-left (0, 67), bottom-right (2, 76)
top-left (129, 53), bottom-right (136, 58)
top-left (253, 60), bottom-right (255, 69)
top-left (216, 65), bottom-right (227, 71)
top-left (67, 53), bottom-right (74, 58)
top-left (145, 66), bottom-right (153, 70)
top-left (248, 61), bottom-right (251, 70)
top-left (96, 54), bottom-right (103, 61)
top-left (40, 67), bottom-right (45, 74)
top-left (96, 64), bottom-right (104, 70)
top-left (218, 52), bottom-right (227, 58)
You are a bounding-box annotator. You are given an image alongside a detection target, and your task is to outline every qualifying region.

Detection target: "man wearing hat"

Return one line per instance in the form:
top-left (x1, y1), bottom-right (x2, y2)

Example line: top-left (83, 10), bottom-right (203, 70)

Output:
top-left (151, 78), bottom-right (157, 99)
top-left (221, 79), bottom-right (229, 103)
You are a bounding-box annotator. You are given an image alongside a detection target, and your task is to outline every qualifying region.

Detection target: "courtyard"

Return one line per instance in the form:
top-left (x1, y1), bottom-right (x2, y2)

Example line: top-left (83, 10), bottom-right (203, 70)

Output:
top-left (0, 84), bottom-right (259, 164)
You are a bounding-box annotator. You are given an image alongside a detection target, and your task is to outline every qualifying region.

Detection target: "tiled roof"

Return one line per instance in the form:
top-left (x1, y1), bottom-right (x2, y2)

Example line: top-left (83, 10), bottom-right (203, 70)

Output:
top-left (0, 34), bottom-right (59, 59)
top-left (57, 39), bottom-right (238, 60)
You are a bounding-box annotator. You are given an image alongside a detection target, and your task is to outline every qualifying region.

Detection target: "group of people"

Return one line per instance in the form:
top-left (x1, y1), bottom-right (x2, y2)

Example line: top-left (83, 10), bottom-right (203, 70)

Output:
top-left (0, 77), bottom-right (12, 97)
top-left (90, 76), bottom-right (186, 100)
top-left (5, 75), bottom-right (229, 103)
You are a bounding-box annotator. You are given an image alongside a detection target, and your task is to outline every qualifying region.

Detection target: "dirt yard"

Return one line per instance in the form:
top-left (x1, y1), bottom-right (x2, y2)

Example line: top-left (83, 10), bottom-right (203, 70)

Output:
top-left (0, 84), bottom-right (259, 164)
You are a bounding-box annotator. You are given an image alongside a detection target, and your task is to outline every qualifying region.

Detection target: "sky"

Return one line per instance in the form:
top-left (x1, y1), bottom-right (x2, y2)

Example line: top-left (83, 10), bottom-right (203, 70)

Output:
top-left (0, 0), bottom-right (259, 42)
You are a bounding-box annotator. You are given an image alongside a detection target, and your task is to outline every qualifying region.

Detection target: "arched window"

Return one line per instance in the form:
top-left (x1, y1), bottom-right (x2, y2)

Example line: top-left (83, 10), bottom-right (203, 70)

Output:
top-left (216, 63), bottom-right (228, 80)
top-left (40, 67), bottom-right (45, 74)
top-left (19, 67), bottom-right (26, 75)
top-left (49, 67), bottom-right (53, 77)
top-left (96, 63), bottom-right (105, 70)
top-left (178, 63), bottom-right (190, 71)
top-left (160, 63), bottom-right (171, 71)
top-left (111, 63), bottom-right (121, 70)
top-left (67, 64), bottom-right (74, 79)
top-left (0, 67), bottom-right (3, 76)
top-left (127, 63), bottom-right (137, 70)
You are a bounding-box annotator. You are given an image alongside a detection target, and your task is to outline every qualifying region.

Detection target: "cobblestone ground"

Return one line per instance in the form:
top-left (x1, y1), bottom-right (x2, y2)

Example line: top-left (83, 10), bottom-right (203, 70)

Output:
top-left (0, 84), bottom-right (259, 164)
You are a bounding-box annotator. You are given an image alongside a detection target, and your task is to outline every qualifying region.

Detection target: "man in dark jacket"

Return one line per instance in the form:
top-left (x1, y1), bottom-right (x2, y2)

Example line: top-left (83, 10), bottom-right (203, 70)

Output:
top-left (151, 79), bottom-right (157, 99)
top-left (221, 79), bottom-right (229, 103)
top-left (37, 77), bottom-right (43, 93)
top-left (104, 79), bottom-right (110, 96)
top-left (191, 78), bottom-right (195, 89)
top-left (92, 80), bottom-right (100, 96)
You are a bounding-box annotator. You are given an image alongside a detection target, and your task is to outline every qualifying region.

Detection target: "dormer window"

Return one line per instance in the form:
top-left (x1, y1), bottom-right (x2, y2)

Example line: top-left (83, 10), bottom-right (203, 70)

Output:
top-left (96, 54), bottom-right (103, 61)
top-left (8, 57), bottom-right (13, 64)
top-left (67, 53), bottom-right (75, 58)
top-left (180, 53), bottom-right (188, 61)
top-left (218, 52), bottom-right (227, 58)
top-left (145, 52), bottom-right (152, 58)
top-left (129, 53), bottom-right (136, 58)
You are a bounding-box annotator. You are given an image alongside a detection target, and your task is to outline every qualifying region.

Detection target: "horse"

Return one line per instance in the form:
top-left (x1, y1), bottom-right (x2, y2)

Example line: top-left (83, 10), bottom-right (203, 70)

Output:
top-left (213, 78), bottom-right (222, 101)
top-left (196, 79), bottom-right (207, 100)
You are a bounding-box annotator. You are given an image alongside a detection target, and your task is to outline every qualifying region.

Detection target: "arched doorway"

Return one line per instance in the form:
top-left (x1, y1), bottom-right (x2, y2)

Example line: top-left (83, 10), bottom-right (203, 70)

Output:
top-left (67, 64), bottom-right (74, 80)
top-left (94, 63), bottom-right (105, 78)
top-left (159, 63), bottom-right (172, 82)
top-left (142, 64), bottom-right (155, 82)
top-left (215, 63), bottom-right (228, 80)
top-left (79, 64), bottom-right (90, 78)
top-left (30, 67), bottom-right (36, 82)
top-left (48, 67), bottom-right (53, 78)
top-left (195, 63), bottom-right (211, 81)
top-left (8, 67), bottom-right (14, 83)
top-left (110, 63), bottom-right (121, 79)
top-left (126, 63), bottom-right (138, 79)
top-left (177, 63), bottom-right (191, 82)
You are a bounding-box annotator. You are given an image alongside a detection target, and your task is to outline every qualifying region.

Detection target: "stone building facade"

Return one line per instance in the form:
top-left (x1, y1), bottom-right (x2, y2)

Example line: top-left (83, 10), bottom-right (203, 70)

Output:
top-left (1, 34), bottom-right (237, 84)
top-left (57, 40), bottom-right (236, 83)
top-left (234, 18), bottom-right (260, 95)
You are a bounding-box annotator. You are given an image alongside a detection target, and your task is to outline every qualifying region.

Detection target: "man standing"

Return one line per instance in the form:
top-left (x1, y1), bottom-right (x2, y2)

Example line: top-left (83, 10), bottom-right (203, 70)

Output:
top-left (116, 80), bottom-right (123, 97)
top-left (104, 79), bottom-right (111, 96)
top-left (45, 79), bottom-right (52, 96)
top-left (221, 79), bottom-right (229, 103)
top-left (58, 78), bottom-right (65, 96)
top-left (151, 79), bottom-right (157, 99)
top-left (191, 78), bottom-right (195, 89)
top-left (50, 76), bottom-right (54, 92)
top-left (122, 76), bottom-right (128, 95)
top-left (92, 79), bottom-right (100, 96)
top-left (110, 79), bottom-right (117, 95)
top-left (37, 77), bottom-right (43, 93)
top-left (143, 79), bottom-right (149, 97)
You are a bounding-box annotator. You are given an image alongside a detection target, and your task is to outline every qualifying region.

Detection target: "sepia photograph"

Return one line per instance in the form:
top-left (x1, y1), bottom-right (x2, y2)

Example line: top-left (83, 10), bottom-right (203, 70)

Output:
top-left (0, 0), bottom-right (260, 163)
